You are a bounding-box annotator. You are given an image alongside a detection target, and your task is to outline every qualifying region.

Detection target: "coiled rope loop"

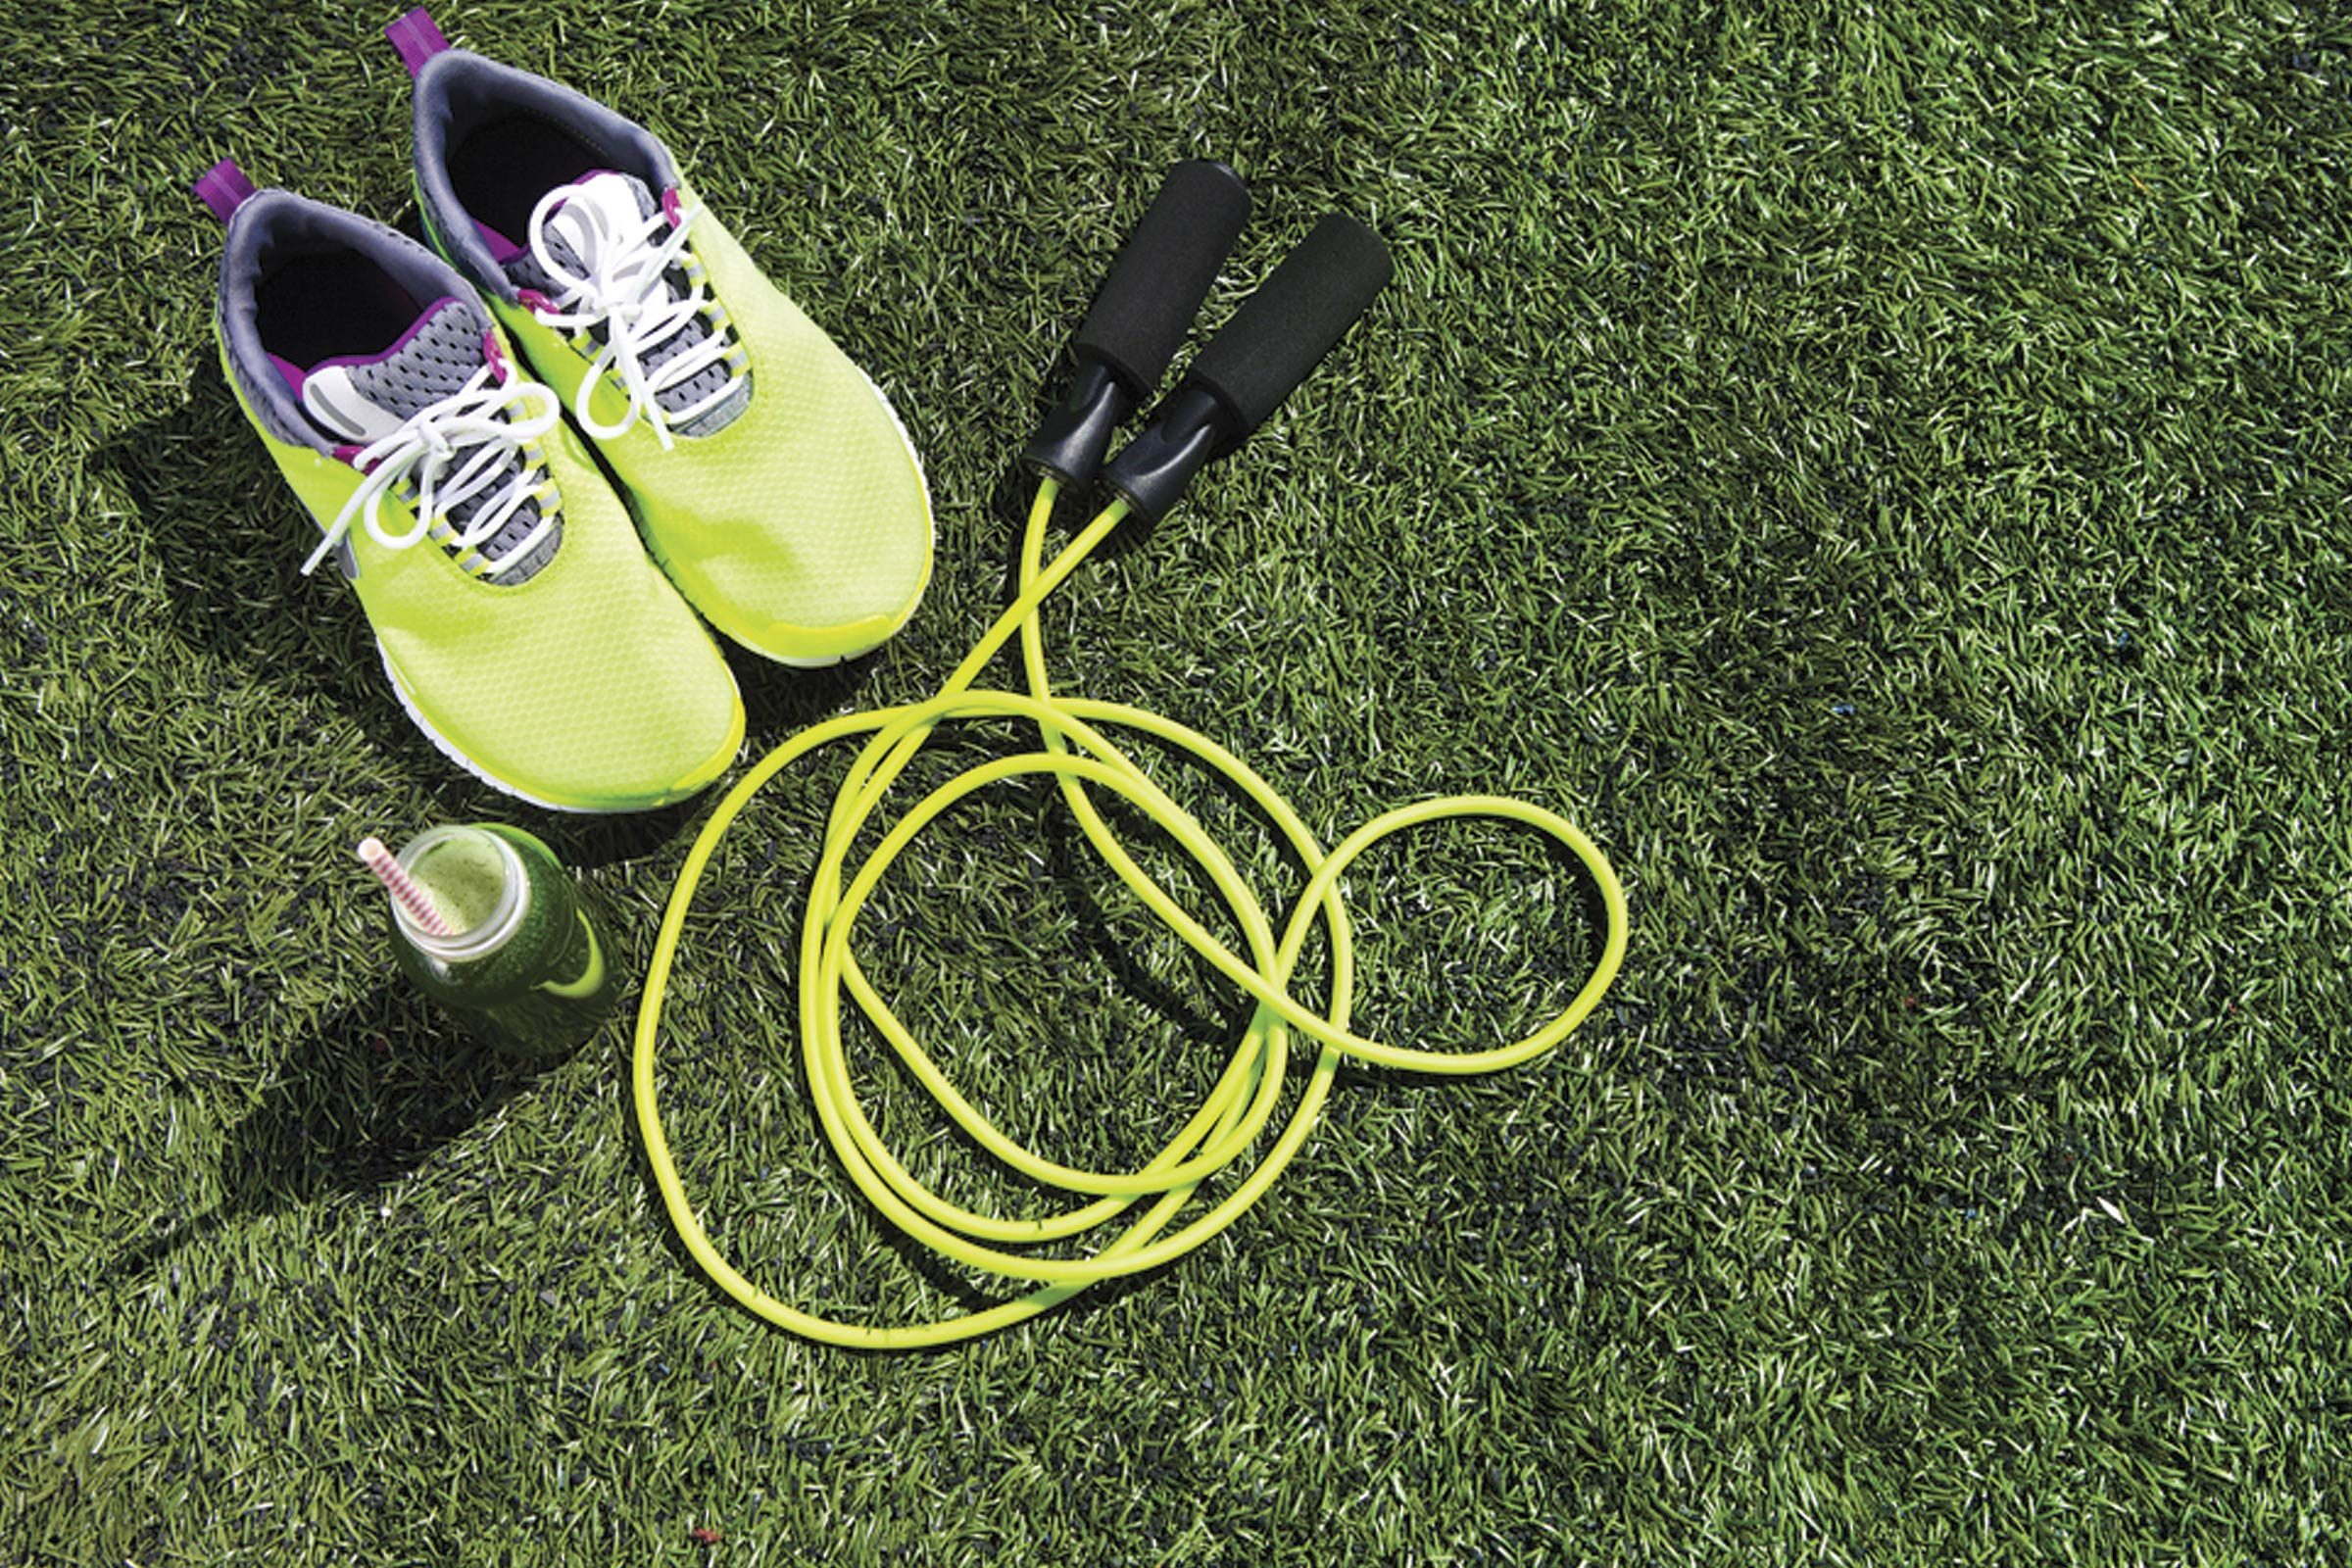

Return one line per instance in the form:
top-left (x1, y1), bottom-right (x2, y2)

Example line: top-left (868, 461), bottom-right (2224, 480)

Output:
top-left (632, 481), bottom-right (1628, 1347)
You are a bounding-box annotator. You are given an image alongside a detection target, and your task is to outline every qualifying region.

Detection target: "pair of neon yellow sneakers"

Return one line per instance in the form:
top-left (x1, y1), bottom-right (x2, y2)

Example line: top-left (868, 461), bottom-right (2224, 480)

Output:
top-left (200, 9), bottom-right (932, 811)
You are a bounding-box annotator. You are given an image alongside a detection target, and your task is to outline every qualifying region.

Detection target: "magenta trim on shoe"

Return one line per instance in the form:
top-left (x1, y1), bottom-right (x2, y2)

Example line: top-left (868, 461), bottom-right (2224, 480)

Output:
top-left (472, 218), bottom-right (525, 264)
top-left (661, 187), bottom-right (685, 228)
top-left (483, 330), bottom-right (510, 383)
top-left (515, 287), bottom-right (559, 316)
top-left (333, 443), bottom-right (368, 467)
top-left (193, 158), bottom-right (257, 224)
top-left (268, 352), bottom-right (310, 396)
top-left (386, 7), bottom-right (451, 77)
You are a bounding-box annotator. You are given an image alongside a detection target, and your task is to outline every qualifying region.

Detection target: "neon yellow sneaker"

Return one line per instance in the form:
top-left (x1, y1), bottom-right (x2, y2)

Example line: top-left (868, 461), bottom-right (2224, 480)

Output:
top-left (196, 160), bottom-right (744, 811)
top-left (387, 9), bottom-right (934, 667)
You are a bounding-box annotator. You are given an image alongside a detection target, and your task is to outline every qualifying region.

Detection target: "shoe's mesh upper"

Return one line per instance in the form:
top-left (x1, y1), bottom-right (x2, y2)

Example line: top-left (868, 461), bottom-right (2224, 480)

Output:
top-left (496, 193), bottom-right (933, 662)
top-left (341, 297), bottom-right (562, 581)
top-left (235, 310), bottom-right (747, 810)
top-left (507, 173), bottom-right (750, 438)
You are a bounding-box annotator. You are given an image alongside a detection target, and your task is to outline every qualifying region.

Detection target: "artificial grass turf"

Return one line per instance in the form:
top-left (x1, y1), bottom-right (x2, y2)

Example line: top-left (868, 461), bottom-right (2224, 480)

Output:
top-left (4, 0), bottom-right (2351, 1560)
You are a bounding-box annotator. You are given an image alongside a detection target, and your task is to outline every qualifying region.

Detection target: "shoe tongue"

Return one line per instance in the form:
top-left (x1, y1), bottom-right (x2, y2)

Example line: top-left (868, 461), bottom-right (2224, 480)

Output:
top-left (294, 294), bottom-right (561, 584)
top-left (506, 171), bottom-right (661, 296)
top-left (507, 171), bottom-right (751, 438)
top-left (558, 170), bottom-right (660, 256)
top-left (300, 294), bottom-right (491, 444)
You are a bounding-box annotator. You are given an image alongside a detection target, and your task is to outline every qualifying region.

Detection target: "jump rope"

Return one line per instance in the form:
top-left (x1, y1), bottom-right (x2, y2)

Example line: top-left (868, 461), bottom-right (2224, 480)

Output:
top-left (632, 163), bottom-right (1629, 1348)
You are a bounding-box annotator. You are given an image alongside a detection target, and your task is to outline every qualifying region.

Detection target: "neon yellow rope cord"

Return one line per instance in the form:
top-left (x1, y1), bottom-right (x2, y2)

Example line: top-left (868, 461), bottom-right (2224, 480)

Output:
top-left (632, 480), bottom-right (1630, 1348)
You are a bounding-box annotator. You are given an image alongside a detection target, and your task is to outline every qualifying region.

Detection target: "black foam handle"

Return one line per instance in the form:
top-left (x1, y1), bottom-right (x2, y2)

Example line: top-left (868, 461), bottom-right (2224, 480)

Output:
top-left (1074, 160), bottom-right (1252, 396)
top-left (1181, 214), bottom-right (1393, 440)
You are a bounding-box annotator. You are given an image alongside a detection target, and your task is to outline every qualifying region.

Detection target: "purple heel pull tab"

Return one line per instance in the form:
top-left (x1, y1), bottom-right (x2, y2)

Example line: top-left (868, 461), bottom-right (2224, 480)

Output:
top-left (193, 159), bottom-right (257, 224)
top-left (386, 7), bottom-right (451, 76)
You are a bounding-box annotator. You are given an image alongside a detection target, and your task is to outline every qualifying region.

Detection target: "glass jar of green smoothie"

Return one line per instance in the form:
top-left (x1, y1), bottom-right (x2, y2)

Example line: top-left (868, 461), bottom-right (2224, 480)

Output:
top-left (384, 823), bottom-right (616, 1057)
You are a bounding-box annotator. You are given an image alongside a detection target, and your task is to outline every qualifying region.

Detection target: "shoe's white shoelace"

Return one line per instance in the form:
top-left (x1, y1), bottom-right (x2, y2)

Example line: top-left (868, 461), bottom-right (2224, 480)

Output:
top-left (522, 185), bottom-right (745, 449)
top-left (301, 363), bottom-right (563, 578)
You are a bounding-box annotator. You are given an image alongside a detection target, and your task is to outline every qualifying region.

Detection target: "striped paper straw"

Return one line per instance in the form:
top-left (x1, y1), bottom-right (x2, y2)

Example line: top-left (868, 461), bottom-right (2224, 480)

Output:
top-left (356, 836), bottom-right (454, 937)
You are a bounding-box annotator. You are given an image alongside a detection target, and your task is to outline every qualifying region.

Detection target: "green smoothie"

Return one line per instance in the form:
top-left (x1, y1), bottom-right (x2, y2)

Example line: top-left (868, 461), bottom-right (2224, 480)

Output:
top-left (387, 823), bottom-right (616, 1057)
top-left (408, 830), bottom-right (512, 933)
